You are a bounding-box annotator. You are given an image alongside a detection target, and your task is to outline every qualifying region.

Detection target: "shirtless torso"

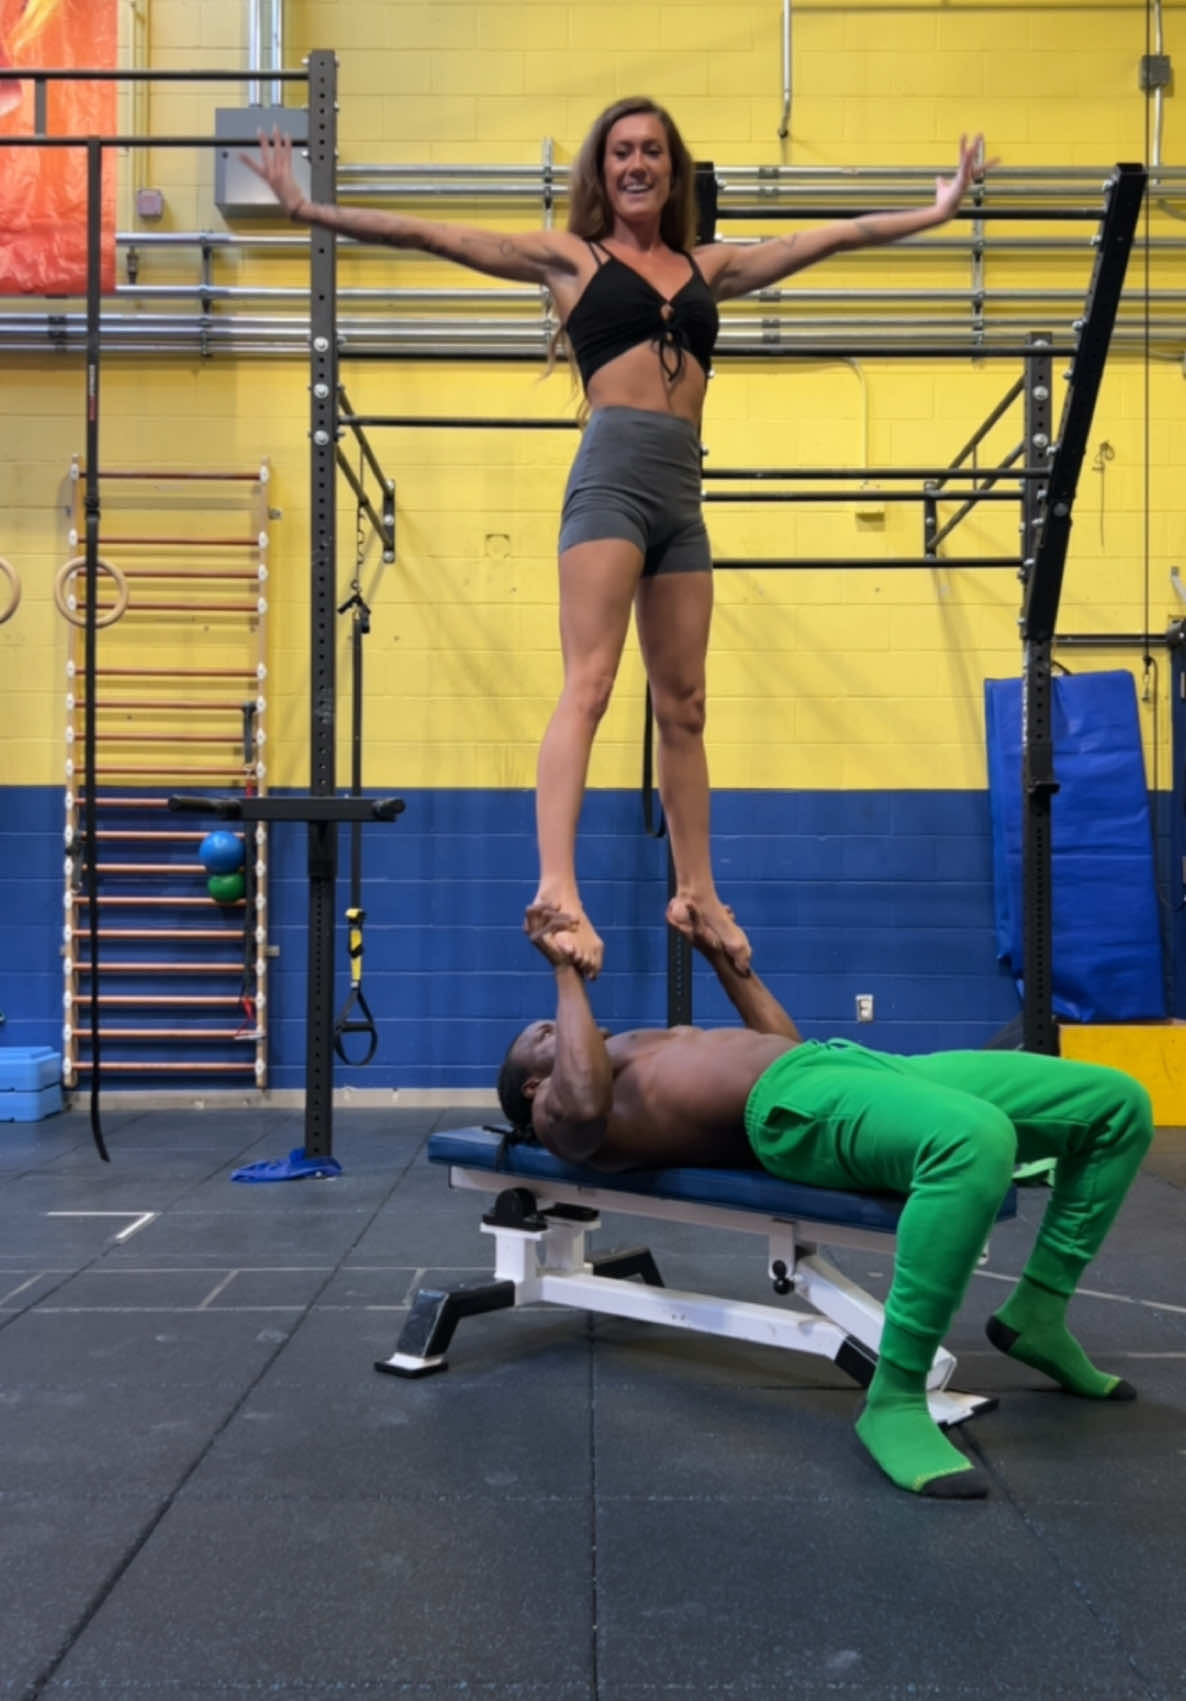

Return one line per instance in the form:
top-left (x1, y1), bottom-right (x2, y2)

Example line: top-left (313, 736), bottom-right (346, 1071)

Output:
top-left (571, 1024), bottom-right (797, 1172)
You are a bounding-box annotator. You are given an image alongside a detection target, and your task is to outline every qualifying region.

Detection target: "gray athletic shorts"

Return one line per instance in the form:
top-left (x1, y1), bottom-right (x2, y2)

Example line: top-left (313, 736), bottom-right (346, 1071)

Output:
top-left (558, 406), bottom-right (711, 576)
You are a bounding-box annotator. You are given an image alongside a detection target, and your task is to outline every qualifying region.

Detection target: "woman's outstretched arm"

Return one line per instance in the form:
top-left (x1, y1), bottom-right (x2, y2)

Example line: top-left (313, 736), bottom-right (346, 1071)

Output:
top-left (698, 133), bottom-right (992, 302)
top-left (244, 129), bottom-right (581, 286)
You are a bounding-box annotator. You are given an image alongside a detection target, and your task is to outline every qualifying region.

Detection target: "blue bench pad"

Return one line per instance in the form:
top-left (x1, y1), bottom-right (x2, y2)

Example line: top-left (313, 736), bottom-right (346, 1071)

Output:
top-left (428, 1128), bottom-right (1018, 1235)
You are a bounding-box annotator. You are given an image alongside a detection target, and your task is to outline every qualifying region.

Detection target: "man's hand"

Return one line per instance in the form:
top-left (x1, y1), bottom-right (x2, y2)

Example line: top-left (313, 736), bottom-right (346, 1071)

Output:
top-left (240, 128), bottom-right (306, 218)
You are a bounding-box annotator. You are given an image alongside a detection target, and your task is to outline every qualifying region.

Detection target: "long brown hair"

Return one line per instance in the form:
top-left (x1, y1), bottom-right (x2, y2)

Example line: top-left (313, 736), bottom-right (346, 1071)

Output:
top-left (548, 97), bottom-right (698, 395)
top-left (568, 96), bottom-right (697, 250)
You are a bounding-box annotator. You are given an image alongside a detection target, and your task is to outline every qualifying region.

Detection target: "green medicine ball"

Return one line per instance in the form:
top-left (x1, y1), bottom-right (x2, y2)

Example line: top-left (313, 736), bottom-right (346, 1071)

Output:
top-left (207, 872), bottom-right (246, 904)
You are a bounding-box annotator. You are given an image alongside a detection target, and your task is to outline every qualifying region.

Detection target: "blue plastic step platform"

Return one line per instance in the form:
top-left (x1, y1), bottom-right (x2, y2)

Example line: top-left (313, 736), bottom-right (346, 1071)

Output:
top-left (0, 1084), bottom-right (64, 1123)
top-left (0, 1050), bottom-right (64, 1123)
top-left (0, 1047), bottom-right (61, 1093)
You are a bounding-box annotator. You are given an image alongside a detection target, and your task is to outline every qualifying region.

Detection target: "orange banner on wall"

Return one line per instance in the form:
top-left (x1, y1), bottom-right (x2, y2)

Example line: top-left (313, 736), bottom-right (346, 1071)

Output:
top-left (0, 0), bottom-right (117, 295)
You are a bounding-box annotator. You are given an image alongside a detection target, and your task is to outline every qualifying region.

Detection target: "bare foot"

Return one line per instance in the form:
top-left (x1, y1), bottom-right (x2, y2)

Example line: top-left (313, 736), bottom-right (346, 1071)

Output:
top-left (666, 894), bottom-right (752, 977)
top-left (525, 898), bottom-right (604, 979)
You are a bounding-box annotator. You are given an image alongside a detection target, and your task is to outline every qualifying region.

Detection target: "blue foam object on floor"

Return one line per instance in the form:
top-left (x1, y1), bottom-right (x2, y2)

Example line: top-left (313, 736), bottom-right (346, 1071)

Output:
top-left (0, 1048), bottom-right (61, 1093)
top-left (231, 1147), bottom-right (343, 1183)
top-left (0, 1083), bottom-right (63, 1123)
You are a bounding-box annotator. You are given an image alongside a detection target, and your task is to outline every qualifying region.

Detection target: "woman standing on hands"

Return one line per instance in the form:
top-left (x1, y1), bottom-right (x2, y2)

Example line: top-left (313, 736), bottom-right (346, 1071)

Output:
top-left (248, 103), bottom-right (986, 980)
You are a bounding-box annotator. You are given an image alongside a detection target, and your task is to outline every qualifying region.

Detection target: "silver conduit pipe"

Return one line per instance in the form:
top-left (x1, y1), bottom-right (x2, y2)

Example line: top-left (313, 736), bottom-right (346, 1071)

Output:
top-left (778, 0), bottom-right (791, 140)
top-left (111, 229), bottom-right (1186, 255)
top-left (267, 0), bottom-right (283, 108)
top-left (246, 0), bottom-right (261, 106)
top-left (3, 313), bottom-right (1185, 357)
top-left (247, 0), bottom-right (283, 107)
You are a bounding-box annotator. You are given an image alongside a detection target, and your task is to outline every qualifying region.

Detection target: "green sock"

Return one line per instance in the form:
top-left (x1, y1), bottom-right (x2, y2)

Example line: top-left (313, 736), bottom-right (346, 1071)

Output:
top-left (987, 1276), bottom-right (1135, 1400)
top-left (855, 1358), bottom-right (989, 1498)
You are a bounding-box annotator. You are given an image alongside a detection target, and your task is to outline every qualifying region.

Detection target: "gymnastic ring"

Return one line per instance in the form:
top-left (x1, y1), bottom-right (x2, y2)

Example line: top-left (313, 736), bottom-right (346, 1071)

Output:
top-left (54, 555), bottom-right (130, 629)
top-left (0, 556), bottom-right (20, 625)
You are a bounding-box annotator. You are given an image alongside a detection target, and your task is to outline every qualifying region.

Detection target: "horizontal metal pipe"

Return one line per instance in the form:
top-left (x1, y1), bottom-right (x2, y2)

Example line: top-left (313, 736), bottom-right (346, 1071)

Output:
top-left (0, 134), bottom-right (293, 149)
top-left (339, 161), bottom-right (550, 178)
top-left (114, 285), bottom-right (543, 302)
top-left (713, 556), bottom-right (1019, 568)
top-left (718, 205), bottom-right (1104, 221)
top-left (102, 283), bottom-right (1186, 310)
top-left (704, 488), bottom-right (1021, 502)
top-left (703, 466), bottom-right (1046, 481)
top-left (335, 343), bottom-right (1080, 360)
top-left (0, 335), bottom-right (1104, 359)
top-left (342, 185), bottom-right (544, 199)
top-left (340, 414), bottom-right (578, 429)
top-left (5, 66), bottom-right (308, 81)
top-left (109, 228), bottom-right (1186, 255)
top-left (1054, 632), bottom-right (1178, 647)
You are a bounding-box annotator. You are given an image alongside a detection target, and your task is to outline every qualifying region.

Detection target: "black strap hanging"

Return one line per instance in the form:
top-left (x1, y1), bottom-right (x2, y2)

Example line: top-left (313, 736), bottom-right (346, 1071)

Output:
top-left (641, 682), bottom-right (666, 840)
top-left (333, 458), bottom-right (379, 1066)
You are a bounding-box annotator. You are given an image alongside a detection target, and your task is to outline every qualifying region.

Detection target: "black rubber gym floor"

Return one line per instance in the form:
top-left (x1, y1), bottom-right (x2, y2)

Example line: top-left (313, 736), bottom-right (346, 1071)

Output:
top-left (2, 1107), bottom-right (1184, 1701)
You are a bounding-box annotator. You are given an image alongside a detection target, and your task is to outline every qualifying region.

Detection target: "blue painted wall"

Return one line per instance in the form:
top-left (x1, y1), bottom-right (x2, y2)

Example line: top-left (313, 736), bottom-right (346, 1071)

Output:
top-left (1, 784), bottom-right (1043, 1090)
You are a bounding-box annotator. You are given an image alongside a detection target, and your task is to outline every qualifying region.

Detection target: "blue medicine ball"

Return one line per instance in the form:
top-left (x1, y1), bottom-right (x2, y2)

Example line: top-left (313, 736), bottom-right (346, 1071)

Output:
top-left (199, 829), bottom-right (245, 875)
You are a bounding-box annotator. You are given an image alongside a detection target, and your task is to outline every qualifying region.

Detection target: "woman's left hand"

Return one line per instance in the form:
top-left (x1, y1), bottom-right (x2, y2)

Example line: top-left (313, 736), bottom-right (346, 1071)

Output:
top-left (933, 133), bottom-right (995, 223)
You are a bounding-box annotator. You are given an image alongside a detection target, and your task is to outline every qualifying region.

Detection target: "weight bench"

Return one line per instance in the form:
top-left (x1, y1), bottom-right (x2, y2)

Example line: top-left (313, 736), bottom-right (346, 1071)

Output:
top-left (376, 1126), bottom-right (1018, 1428)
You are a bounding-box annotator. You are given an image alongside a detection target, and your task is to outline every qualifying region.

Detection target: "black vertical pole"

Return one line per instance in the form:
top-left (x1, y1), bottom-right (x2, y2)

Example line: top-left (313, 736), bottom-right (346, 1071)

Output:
top-left (304, 51), bottom-right (338, 1158)
top-left (83, 139), bottom-right (109, 1162)
top-left (1020, 334), bottom-right (1057, 1056)
top-left (1019, 165), bottom-right (1146, 1054)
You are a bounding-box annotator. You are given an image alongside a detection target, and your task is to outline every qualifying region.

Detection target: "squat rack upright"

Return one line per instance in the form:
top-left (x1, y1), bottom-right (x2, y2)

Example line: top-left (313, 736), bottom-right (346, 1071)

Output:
top-left (5, 51), bottom-right (399, 1164)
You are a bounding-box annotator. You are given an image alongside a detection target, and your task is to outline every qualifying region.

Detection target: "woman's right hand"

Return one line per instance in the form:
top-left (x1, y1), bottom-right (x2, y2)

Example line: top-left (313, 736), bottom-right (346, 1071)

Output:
top-left (241, 128), bottom-right (306, 217)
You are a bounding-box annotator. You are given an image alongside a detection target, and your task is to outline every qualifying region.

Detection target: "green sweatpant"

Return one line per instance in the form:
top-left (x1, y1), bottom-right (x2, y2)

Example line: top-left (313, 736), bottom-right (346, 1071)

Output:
top-left (744, 1041), bottom-right (1154, 1376)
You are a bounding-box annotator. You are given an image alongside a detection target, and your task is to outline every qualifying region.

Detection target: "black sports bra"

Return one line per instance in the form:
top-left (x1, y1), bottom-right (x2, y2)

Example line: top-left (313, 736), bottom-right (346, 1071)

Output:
top-left (563, 240), bottom-right (719, 389)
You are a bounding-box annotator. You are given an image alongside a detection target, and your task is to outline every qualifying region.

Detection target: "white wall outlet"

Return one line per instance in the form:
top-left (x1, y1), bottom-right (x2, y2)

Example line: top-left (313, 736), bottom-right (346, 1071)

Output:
top-left (855, 994), bottom-right (874, 1023)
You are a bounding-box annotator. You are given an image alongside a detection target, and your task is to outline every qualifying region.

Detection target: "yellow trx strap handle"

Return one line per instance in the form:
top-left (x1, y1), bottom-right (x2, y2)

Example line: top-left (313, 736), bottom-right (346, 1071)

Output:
top-left (334, 906), bottom-right (378, 1064)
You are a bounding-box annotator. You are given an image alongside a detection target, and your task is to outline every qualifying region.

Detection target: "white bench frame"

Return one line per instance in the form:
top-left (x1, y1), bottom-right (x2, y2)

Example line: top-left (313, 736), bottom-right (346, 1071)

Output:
top-left (376, 1161), bottom-right (998, 1429)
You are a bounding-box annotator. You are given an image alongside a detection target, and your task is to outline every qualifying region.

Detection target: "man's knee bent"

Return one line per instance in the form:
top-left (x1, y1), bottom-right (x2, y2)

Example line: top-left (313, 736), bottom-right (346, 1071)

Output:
top-left (1108, 1070), bottom-right (1155, 1154)
top-left (923, 1111), bottom-right (1017, 1210)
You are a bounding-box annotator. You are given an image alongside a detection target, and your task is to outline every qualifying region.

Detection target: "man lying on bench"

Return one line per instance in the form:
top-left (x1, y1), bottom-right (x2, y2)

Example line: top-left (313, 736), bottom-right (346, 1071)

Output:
top-left (496, 901), bottom-right (1154, 1499)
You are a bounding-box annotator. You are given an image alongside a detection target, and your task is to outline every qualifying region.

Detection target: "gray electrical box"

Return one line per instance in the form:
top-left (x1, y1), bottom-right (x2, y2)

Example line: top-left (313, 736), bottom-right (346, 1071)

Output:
top-left (214, 105), bottom-right (310, 219)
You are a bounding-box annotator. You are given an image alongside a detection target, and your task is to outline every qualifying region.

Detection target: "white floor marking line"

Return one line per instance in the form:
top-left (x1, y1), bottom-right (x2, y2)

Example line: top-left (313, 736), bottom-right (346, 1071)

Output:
top-left (976, 1267), bottom-right (1186, 1315)
top-left (198, 1271), bottom-right (240, 1308)
top-left (0, 1274), bottom-right (47, 1306)
top-left (44, 1210), bottom-right (158, 1243)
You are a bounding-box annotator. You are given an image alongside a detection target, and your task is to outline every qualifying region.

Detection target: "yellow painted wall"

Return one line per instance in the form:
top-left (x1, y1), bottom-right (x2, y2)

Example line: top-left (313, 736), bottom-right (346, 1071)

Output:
top-left (1, 0), bottom-right (1183, 792)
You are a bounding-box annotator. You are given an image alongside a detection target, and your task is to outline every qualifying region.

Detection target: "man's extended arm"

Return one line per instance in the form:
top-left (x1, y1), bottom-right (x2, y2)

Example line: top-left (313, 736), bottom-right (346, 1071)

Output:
top-left (530, 965), bottom-right (614, 1162)
top-left (677, 903), bottom-right (802, 1041)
